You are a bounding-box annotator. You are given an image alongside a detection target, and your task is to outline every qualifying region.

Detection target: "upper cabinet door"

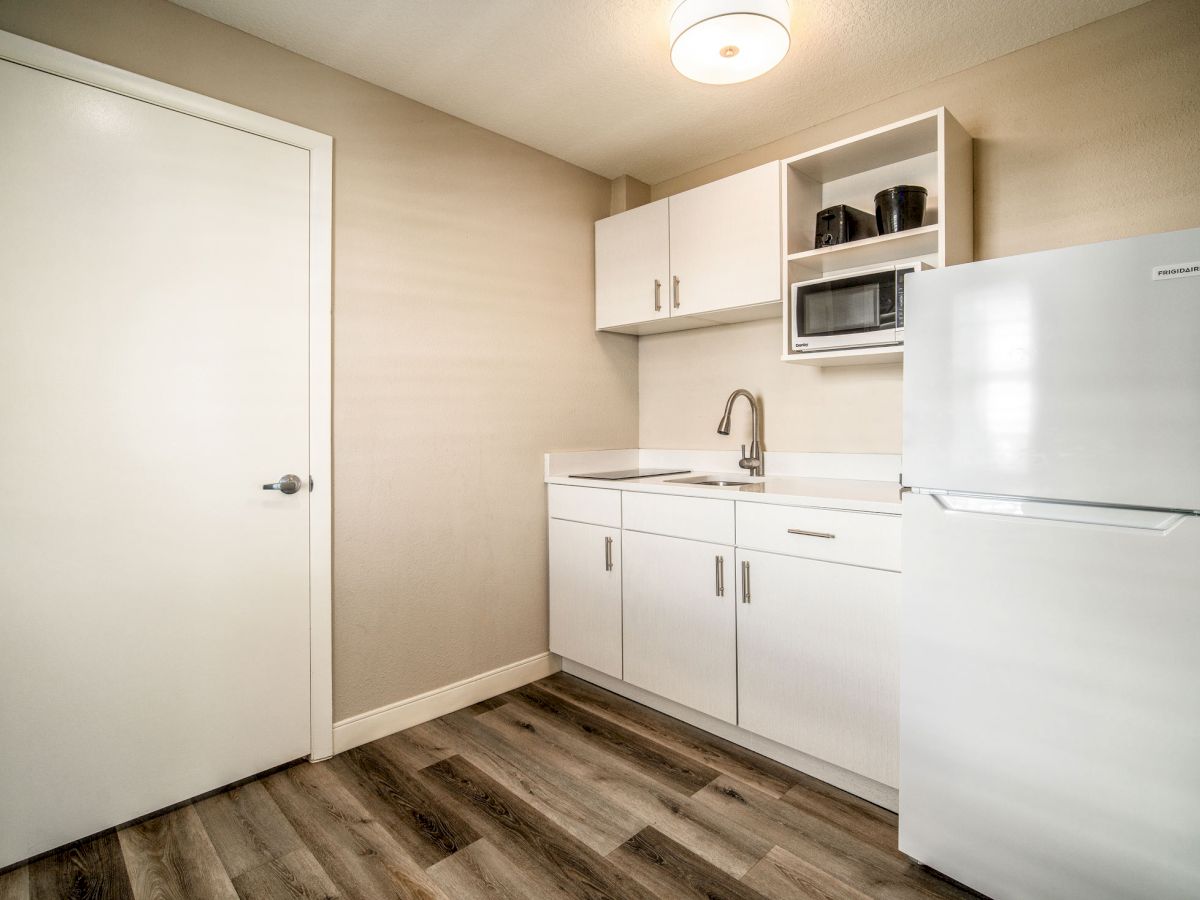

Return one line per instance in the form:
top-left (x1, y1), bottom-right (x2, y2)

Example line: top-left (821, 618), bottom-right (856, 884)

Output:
top-left (668, 161), bottom-right (781, 317)
top-left (595, 198), bottom-right (670, 330)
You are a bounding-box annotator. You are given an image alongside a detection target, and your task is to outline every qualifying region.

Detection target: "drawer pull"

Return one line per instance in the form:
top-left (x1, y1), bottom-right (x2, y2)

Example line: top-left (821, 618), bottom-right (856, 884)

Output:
top-left (787, 528), bottom-right (836, 540)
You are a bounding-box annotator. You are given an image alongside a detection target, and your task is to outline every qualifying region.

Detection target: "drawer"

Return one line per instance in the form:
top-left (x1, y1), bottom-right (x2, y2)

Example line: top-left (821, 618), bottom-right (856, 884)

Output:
top-left (622, 491), bottom-right (734, 544)
top-left (547, 484), bottom-right (621, 527)
top-left (736, 502), bottom-right (901, 571)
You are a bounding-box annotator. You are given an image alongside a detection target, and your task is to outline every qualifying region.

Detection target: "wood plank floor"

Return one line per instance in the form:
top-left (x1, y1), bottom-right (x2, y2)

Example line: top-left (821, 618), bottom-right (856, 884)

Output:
top-left (1, 673), bottom-right (984, 899)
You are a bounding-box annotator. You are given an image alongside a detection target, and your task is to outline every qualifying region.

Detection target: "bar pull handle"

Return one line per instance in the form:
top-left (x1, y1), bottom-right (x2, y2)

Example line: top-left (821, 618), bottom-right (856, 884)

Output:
top-left (604, 536), bottom-right (614, 572)
top-left (715, 555), bottom-right (725, 597)
top-left (654, 279), bottom-right (662, 312)
top-left (672, 275), bottom-right (680, 309)
top-left (741, 560), bottom-right (751, 604)
top-left (787, 528), bottom-right (836, 540)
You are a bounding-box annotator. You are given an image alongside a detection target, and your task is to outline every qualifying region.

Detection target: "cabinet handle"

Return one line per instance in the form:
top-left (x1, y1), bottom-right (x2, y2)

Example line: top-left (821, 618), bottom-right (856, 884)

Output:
top-left (672, 275), bottom-right (680, 309)
top-left (654, 279), bottom-right (662, 312)
top-left (604, 535), bottom-right (613, 572)
top-left (787, 528), bottom-right (836, 540)
top-left (741, 560), bottom-right (751, 604)
top-left (715, 555), bottom-right (724, 597)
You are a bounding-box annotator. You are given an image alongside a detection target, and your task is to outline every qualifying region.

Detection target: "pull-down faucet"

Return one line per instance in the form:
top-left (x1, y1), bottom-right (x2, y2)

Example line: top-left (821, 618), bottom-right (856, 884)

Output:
top-left (717, 389), bottom-right (763, 476)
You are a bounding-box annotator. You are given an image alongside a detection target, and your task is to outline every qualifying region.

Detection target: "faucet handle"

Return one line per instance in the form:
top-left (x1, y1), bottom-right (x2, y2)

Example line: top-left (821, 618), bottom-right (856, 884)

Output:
top-left (741, 444), bottom-right (747, 459)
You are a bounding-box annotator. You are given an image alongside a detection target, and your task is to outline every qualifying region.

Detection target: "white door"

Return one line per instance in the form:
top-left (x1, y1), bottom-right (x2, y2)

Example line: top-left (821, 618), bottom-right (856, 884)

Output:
top-left (548, 518), bottom-right (622, 678)
top-left (902, 227), bottom-right (1200, 510)
top-left (901, 491), bottom-right (1200, 900)
top-left (595, 198), bottom-right (670, 330)
top-left (737, 550), bottom-right (899, 787)
top-left (0, 57), bottom-right (312, 866)
top-left (622, 531), bottom-right (736, 722)
top-left (668, 162), bottom-right (781, 317)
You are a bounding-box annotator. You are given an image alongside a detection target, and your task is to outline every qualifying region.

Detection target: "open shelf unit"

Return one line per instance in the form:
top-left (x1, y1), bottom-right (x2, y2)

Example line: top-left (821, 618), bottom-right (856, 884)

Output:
top-left (780, 108), bottom-right (973, 366)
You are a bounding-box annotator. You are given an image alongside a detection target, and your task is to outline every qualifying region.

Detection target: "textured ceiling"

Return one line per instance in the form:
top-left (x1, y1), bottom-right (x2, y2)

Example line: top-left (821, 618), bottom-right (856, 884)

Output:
top-left (170, 0), bottom-right (1145, 183)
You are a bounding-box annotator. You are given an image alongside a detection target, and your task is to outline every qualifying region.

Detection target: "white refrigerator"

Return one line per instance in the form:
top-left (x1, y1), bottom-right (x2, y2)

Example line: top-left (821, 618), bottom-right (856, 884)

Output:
top-left (900, 228), bottom-right (1200, 900)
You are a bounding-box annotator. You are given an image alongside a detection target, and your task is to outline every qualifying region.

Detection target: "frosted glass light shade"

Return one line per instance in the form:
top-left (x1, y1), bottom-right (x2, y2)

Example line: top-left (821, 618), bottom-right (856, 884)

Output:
top-left (670, 0), bottom-right (791, 85)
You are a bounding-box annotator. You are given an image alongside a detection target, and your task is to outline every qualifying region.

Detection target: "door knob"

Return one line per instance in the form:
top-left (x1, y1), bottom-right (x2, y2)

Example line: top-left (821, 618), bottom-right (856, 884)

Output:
top-left (262, 474), bottom-right (303, 495)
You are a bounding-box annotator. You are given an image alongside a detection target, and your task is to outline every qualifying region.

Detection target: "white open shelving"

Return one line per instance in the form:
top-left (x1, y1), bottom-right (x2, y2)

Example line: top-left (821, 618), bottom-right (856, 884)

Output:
top-left (780, 108), bottom-right (973, 366)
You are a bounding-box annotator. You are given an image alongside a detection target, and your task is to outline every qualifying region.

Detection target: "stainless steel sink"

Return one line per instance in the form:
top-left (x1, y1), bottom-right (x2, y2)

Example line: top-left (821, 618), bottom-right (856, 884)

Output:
top-left (666, 475), bottom-right (752, 487)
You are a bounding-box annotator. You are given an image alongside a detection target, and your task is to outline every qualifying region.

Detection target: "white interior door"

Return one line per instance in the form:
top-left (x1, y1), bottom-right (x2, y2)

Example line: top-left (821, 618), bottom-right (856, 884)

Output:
top-left (0, 56), bottom-right (313, 867)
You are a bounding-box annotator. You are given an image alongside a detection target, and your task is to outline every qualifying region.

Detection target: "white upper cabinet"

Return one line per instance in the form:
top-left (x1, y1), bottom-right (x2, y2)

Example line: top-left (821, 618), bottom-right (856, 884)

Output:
top-left (668, 161), bottom-right (781, 318)
top-left (595, 198), bottom-right (670, 331)
top-left (594, 162), bottom-right (782, 334)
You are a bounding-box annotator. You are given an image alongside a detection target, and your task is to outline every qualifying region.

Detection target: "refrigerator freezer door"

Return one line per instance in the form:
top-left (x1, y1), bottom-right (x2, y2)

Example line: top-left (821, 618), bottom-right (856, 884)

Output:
top-left (903, 228), bottom-right (1200, 511)
top-left (900, 492), bottom-right (1200, 900)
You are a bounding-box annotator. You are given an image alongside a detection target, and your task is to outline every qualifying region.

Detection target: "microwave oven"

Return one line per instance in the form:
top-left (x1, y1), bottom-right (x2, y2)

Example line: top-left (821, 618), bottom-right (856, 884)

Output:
top-left (791, 262), bottom-right (927, 353)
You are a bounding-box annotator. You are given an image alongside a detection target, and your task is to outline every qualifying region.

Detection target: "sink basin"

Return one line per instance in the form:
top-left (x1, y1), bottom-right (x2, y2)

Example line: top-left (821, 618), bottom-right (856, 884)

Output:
top-left (666, 475), bottom-right (752, 487)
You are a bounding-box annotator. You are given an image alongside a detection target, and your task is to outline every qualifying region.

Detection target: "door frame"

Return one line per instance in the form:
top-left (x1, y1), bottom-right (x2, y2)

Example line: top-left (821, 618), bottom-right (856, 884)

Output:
top-left (0, 30), bottom-right (335, 760)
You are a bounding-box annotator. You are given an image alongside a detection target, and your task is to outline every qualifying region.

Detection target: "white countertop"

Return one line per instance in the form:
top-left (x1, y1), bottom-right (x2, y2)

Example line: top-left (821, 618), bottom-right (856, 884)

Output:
top-left (545, 451), bottom-right (902, 515)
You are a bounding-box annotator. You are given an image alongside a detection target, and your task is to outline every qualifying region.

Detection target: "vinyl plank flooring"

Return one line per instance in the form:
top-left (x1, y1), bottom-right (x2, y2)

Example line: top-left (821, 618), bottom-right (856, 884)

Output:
top-left (780, 774), bottom-right (900, 855)
top-left (426, 839), bottom-right (570, 900)
top-left (695, 775), bottom-right (973, 900)
top-left (369, 727), bottom-right (457, 772)
top-left (463, 697), bottom-right (508, 716)
top-left (262, 763), bottom-right (447, 900)
top-left (28, 831), bottom-right (133, 900)
top-left (418, 754), bottom-right (661, 900)
top-left (0, 866), bottom-right (29, 900)
top-left (328, 743), bottom-right (479, 868)
top-left (431, 710), bottom-right (645, 854)
top-left (118, 805), bottom-right (238, 900)
top-left (474, 702), bottom-right (771, 879)
top-left (194, 780), bottom-right (307, 879)
top-left (8, 672), bottom-right (984, 900)
top-left (741, 845), bottom-right (875, 900)
top-left (539, 672), bottom-right (798, 798)
top-left (509, 683), bottom-right (720, 796)
top-left (230, 848), bottom-right (338, 900)
top-left (608, 827), bottom-right (770, 900)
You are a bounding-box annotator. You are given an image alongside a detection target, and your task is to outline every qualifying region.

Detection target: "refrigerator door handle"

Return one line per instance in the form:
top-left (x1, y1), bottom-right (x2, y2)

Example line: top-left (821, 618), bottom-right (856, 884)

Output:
top-left (928, 492), bottom-right (1188, 532)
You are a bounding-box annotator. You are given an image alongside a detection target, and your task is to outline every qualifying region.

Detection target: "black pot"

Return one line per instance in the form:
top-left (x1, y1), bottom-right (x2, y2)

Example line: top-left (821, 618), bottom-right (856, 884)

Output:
top-left (875, 185), bottom-right (927, 234)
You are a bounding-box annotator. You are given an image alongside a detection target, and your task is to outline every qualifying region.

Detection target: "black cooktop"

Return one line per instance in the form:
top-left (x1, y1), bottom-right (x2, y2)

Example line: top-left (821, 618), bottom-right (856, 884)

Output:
top-left (568, 468), bottom-right (691, 481)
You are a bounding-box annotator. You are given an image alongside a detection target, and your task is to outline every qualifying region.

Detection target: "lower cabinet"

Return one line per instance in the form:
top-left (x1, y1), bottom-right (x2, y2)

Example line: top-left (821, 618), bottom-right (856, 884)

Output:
top-left (622, 530), bottom-right (737, 723)
top-left (548, 517), bottom-right (622, 678)
top-left (736, 549), bottom-right (900, 787)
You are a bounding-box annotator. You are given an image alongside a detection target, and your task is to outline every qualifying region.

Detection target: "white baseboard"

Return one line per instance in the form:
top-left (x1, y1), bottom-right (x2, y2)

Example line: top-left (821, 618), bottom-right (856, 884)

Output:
top-left (562, 658), bottom-right (899, 813)
top-left (333, 652), bottom-right (561, 755)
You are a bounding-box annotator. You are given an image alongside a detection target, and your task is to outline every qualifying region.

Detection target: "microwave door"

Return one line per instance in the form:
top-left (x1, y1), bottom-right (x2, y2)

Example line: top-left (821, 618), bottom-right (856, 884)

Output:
top-left (795, 278), bottom-right (897, 351)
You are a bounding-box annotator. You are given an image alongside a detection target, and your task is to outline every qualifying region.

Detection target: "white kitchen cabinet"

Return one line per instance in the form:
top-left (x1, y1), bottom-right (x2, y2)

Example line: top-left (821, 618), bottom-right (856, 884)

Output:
top-left (622, 530), bottom-right (736, 723)
top-left (668, 161), bottom-right (781, 318)
top-left (736, 548), bottom-right (900, 786)
top-left (548, 518), bottom-right (622, 678)
top-left (595, 162), bottom-right (781, 334)
top-left (594, 198), bottom-right (670, 331)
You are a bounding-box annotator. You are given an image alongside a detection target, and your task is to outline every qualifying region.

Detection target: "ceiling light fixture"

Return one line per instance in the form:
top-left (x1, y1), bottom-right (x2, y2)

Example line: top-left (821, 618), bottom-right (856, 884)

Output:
top-left (670, 0), bottom-right (791, 85)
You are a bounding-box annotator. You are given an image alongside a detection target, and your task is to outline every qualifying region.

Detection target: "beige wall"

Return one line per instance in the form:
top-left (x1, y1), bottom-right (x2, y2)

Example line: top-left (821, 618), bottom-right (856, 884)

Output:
top-left (0, 0), bottom-right (639, 720)
top-left (640, 0), bottom-right (1200, 454)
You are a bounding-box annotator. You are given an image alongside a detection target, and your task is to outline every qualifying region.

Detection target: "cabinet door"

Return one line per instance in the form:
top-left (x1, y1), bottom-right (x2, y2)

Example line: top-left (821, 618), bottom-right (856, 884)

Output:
top-left (549, 518), bottom-right (622, 678)
top-left (595, 198), bottom-right (670, 330)
top-left (668, 161), bottom-right (781, 317)
top-left (737, 549), bottom-right (900, 786)
top-left (623, 530), bottom-right (736, 722)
